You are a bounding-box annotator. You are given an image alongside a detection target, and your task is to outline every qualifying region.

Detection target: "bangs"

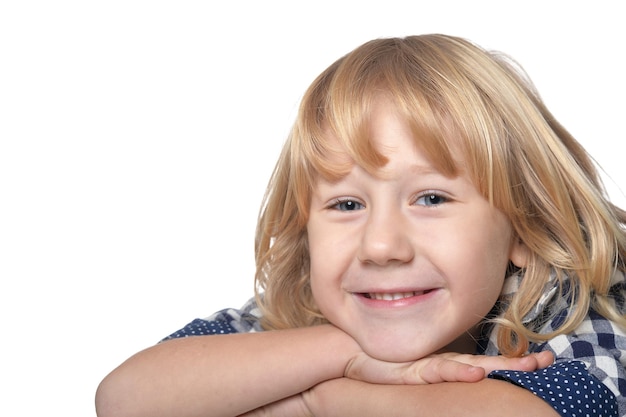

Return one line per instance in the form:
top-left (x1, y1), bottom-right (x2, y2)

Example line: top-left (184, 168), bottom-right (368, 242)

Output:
top-left (291, 35), bottom-right (530, 214)
top-left (297, 40), bottom-right (462, 183)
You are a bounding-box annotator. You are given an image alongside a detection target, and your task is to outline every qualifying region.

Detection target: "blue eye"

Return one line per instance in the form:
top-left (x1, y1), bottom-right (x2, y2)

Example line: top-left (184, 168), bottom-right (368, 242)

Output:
top-left (331, 199), bottom-right (364, 211)
top-left (415, 193), bottom-right (447, 207)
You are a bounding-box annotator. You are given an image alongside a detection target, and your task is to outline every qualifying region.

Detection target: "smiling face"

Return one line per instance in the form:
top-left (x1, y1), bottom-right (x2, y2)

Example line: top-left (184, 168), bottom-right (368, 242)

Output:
top-left (307, 99), bottom-right (525, 362)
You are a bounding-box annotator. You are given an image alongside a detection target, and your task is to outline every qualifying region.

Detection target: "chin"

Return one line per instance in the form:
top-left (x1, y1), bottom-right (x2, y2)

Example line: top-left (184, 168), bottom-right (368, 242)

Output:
top-left (361, 340), bottom-right (440, 363)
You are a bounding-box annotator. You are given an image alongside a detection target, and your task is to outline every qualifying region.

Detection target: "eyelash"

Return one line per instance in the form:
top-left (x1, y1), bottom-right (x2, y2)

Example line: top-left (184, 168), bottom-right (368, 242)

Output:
top-left (414, 192), bottom-right (448, 207)
top-left (328, 192), bottom-right (449, 211)
top-left (329, 198), bottom-right (364, 211)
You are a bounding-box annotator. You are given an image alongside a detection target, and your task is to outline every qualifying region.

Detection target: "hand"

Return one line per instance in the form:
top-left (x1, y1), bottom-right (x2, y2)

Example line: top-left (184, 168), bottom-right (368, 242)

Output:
top-left (345, 350), bottom-right (554, 385)
top-left (237, 351), bottom-right (555, 417)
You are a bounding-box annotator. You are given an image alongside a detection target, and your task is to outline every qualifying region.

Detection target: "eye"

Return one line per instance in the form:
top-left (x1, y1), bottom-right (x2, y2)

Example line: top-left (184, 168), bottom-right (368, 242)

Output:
top-left (415, 192), bottom-right (448, 207)
top-left (330, 198), bottom-right (364, 211)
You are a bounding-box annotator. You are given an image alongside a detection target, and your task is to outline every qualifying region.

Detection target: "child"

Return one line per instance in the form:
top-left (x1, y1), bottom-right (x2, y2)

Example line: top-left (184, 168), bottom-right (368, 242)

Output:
top-left (95, 34), bottom-right (626, 417)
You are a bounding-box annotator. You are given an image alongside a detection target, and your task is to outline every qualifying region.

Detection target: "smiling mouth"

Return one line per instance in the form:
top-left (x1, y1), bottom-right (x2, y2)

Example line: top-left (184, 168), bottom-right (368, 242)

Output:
top-left (362, 290), bottom-right (434, 300)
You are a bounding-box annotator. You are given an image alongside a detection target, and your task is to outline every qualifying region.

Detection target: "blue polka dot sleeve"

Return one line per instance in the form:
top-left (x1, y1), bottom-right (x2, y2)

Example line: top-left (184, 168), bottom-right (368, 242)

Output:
top-left (489, 360), bottom-right (618, 417)
top-left (162, 318), bottom-right (239, 338)
top-left (159, 298), bottom-right (264, 342)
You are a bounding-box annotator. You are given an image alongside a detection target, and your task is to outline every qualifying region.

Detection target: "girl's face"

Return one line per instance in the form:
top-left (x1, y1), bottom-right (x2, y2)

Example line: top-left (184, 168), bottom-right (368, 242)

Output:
top-left (307, 99), bottom-right (525, 362)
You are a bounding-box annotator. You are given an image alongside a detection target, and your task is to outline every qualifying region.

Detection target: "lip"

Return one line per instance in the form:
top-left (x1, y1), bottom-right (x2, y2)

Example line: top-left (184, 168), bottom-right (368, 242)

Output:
top-left (353, 288), bottom-right (441, 308)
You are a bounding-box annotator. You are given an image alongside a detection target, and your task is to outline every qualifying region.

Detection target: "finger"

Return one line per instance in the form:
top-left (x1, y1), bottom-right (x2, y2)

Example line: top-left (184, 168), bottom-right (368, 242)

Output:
top-left (470, 351), bottom-right (555, 373)
top-left (500, 351), bottom-right (555, 372)
top-left (415, 358), bottom-right (486, 384)
top-left (533, 350), bottom-right (555, 368)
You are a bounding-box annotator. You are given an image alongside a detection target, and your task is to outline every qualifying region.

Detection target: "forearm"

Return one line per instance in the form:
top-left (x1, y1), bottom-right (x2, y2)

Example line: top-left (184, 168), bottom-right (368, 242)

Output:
top-left (307, 378), bottom-right (559, 417)
top-left (95, 325), bottom-right (359, 417)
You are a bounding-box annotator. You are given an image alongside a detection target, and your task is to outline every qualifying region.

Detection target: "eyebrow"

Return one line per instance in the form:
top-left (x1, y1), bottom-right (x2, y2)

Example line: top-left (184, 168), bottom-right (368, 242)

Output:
top-left (409, 165), bottom-right (441, 175)
top-left (409, 159), bottom-right (461, 179)
top-left (363, 164), bottom-right (445, 182)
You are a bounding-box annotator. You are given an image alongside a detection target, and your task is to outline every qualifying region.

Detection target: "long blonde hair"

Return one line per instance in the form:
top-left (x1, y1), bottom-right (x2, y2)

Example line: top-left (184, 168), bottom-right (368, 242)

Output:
top-left (253, 34), bottom-right (626, 356)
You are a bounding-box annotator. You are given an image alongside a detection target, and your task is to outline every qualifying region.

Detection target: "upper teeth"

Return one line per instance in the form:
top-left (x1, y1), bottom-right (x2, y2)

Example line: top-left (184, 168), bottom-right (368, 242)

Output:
top-left (368, 291), bottom-right (421, 300)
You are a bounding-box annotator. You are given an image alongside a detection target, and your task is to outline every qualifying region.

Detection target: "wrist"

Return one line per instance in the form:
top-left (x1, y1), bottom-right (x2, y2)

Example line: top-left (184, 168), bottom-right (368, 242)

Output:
top-left (309, 324), bottom-right (362, 379)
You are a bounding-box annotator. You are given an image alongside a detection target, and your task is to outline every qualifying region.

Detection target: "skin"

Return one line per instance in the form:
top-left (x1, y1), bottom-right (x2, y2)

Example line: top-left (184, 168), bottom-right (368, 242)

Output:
top-left (235, 98), bottom-right (557, 416)
top-left (308, 98), bottom-right (527, 362)
top-left (243, 377), bottom-right (559, 417)
top-left (94, 99), bottom-right (557, 417)
top-left (95, 327), bottom-right (555, 417)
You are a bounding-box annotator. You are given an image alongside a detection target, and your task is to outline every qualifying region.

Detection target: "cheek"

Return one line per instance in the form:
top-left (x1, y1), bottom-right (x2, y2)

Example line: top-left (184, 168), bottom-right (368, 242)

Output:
top-left (307, 230), bottom-right (354, 319)
top-left (309, 261), bottom-right (338, 323)
top-left (451, 239), bottom-right (509, 319)
top-left (307, 230), bottom-right (329, 278)
top-left (476, 226), bottom-right (513, 296)
top-left (307, 218), bottom-right (356, 281)
top-left (453, 214), bottom-right (512, 295)
top-left (471, 209), bottom-right (513, 264)
top-left (307, 229), bottom-right (337, 302)
top-left (308, 241), bottom-right (345, 290)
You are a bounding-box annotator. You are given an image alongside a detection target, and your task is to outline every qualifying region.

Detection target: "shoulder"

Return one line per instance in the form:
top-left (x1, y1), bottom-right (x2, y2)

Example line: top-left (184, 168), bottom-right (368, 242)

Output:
top-left (160, 297), bottom-right (263, 341)
top-left (531, 275), bottom-right (626, 415)
top-left (488, 307), bottom-right (626, 417)
top-left (533, 305), bottom-right (626, 408)
top-left (536, 273), bottom-right (626, 371)
top-left (486, 272), bottom-right (626, 416)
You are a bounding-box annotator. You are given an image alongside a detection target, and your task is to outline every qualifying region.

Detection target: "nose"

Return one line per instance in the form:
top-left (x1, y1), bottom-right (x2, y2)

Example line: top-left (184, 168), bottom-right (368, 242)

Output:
top-left (357, 207), bottom-right (415, 266)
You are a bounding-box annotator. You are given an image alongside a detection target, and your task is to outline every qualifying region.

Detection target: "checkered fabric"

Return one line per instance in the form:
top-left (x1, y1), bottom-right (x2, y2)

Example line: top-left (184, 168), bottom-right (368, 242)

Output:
top-left (484, 270), bottom-right (626, 416)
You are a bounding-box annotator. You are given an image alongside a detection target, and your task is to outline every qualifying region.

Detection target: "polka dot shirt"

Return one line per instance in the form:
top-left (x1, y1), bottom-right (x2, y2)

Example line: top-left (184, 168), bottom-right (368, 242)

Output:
top-left (490, 361), bottom-right (617, 416)
top-left (164, 317), bottom-right (239, 337)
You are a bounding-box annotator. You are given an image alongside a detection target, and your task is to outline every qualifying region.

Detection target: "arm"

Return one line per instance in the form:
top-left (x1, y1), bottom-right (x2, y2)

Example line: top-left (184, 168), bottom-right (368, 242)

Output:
top-left (306, 377), bottom-right (560, 417)
top-left (95, 325), bottom-right (360, 417)
top-left (95, 324), bottom-right (551, 417)
top-left (239, 351), bottom-right (555, 417)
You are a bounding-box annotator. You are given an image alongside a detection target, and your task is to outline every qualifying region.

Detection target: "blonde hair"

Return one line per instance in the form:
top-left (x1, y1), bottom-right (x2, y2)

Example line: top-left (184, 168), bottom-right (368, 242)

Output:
top-left (253, 34), bottom-right (626, 356)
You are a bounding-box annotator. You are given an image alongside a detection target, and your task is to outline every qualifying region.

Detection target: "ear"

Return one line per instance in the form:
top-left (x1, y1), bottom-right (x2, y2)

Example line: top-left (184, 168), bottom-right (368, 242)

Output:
top-left (509, 238), bottom-right (530, 268)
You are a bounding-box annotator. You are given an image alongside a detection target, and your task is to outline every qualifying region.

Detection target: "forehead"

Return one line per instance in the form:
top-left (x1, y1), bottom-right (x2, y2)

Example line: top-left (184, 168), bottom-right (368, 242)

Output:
top-left (314, 96), bottom-right (463, 183)
top-left (296, 37), bottom-right (514, 208)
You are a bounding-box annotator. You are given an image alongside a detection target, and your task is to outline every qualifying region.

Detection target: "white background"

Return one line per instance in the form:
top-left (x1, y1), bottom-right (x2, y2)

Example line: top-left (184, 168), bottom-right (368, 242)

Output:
top-left (1, 1), bottom-right (624, 416)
